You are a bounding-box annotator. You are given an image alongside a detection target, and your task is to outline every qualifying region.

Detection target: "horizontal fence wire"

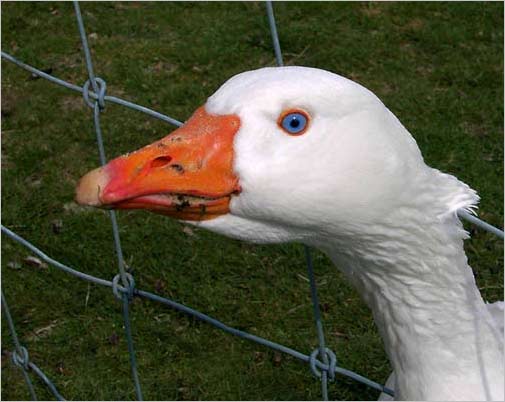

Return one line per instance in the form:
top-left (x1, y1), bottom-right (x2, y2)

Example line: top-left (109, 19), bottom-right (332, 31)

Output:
top-left (0, 51), bottom-right (183, 128)
top-left (27, 361), bottom-right (65, 401)
top-left (1, 225), bottom-right (393, 396)
top-left (2, 2), bottom-right (503, 400)
top-left (458, 210), bottom-right (504, 239)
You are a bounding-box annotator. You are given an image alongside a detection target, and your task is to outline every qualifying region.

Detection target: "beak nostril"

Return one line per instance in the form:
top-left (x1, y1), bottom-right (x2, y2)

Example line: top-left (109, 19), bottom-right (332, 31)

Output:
top-left (151, 156), bottom-right (172, 169)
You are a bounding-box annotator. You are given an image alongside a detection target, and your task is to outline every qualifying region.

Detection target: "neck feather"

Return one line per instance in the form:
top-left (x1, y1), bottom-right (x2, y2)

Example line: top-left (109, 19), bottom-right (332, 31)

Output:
top-left (316, 201), bottom-right (503, 400)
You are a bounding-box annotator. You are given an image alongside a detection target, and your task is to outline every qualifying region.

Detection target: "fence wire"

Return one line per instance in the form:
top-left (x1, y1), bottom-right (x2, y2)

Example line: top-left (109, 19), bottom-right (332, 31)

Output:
top-left (2, 2), bottom-right (503, 401)
top-left (266, 5), bottom-right (332, 399)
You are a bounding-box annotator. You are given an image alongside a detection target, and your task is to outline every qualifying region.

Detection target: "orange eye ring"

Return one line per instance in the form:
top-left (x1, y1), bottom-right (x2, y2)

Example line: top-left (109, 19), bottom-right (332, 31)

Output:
top-left (277, 108), bottom-right (311, 136)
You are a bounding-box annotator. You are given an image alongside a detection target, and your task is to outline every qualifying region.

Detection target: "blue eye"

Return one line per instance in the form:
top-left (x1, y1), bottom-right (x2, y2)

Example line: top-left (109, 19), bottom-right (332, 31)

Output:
top-left (280, 111), bottom-right (309, 135)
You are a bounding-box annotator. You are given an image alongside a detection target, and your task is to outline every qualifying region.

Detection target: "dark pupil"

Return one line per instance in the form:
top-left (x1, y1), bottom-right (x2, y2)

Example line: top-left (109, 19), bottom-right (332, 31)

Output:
top-left (290, 117), bottom-right (300, 128)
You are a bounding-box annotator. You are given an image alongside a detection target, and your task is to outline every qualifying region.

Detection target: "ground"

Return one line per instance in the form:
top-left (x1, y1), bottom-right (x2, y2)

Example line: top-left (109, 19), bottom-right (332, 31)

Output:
top-left (1, 2), bottom-right (503, 400)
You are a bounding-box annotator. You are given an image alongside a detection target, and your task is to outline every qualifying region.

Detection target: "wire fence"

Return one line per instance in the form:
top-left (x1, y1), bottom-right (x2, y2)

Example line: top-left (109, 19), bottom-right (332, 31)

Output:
top-left (2, 2), bottom-right (503, 401)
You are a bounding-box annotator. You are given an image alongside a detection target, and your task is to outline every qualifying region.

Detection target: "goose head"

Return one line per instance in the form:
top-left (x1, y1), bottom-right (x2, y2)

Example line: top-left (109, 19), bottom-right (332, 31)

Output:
top-left (75, 67), bottom-right (504, 401)
top-left (75, 66), bottom-right (476, 246)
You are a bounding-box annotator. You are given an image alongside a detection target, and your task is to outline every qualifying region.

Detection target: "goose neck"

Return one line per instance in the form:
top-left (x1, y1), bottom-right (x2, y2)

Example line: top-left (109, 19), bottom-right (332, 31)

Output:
top-left (318, 215), bottom-right (504, 400)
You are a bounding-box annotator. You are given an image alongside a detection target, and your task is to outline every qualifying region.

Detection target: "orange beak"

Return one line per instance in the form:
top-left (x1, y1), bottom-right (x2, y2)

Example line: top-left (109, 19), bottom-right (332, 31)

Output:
top-left (75, 106), bottom-right (241, 221)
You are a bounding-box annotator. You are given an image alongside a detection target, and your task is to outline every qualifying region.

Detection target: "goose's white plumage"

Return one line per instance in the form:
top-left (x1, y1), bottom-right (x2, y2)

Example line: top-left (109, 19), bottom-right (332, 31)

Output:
top-left (76, 66), bottom-right (504, 400)
top-left (202, 67), bottom-right (504, 400)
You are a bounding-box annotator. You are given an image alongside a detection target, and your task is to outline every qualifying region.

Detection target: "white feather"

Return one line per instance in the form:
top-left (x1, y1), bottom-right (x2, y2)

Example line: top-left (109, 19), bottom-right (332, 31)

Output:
top-left (194, 66), bottom-right (504, 401)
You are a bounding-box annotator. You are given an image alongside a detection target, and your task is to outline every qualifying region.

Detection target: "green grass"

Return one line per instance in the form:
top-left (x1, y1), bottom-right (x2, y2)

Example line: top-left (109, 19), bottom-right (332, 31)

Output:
top-left (1, 2), bottom-right (503, 400)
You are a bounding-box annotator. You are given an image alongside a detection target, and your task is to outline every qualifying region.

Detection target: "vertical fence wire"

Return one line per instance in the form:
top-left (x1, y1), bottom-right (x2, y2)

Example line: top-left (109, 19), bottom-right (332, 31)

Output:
top-left (266, 2), bottom-right (333, 400)
top-left (306, 251), bottom-right (330, 401)
top-left (266, 1), bottom-right (284, 67)
top-left (72, 2), bottom-right (143, 399)
top-left (1, 290), bottom-right (38, 401)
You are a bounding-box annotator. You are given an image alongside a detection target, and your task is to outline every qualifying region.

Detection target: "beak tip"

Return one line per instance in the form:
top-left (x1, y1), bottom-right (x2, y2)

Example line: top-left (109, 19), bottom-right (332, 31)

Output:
top-left (75, 167), bottom-right (108, 207)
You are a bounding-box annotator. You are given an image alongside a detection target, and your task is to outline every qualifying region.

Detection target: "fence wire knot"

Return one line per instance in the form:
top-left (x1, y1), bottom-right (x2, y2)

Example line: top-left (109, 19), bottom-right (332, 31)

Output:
top-left (83, 77), bottom-right (106, 109)
top-left (309, 347), bottom-right (337, 381)
top-left (11, 346), bottom-right (30, 370)
top-left (112, 273), bottom-right (135, 301)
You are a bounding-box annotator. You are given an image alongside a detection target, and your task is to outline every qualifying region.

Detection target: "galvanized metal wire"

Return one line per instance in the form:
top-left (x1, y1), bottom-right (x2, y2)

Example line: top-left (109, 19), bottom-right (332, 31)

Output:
top-left (1, 291), bottom-right (39, 401)
top-left (1, 225), bottom-right (394, 398)
top-left (73, 2), bottom-right (143, 398)
top-left (266, 4), bottom-right (334, 399)
top-left (2, 2), bottom-right (503, 400)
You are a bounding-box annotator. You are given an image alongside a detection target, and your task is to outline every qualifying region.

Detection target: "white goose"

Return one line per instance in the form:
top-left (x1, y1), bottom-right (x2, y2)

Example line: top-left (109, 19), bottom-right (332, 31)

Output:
top-left (75, 66), bottom-right (504, 401)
